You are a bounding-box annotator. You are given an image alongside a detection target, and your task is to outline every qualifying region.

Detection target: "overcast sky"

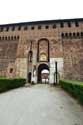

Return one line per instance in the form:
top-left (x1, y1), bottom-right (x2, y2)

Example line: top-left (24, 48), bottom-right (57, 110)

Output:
top-left (0, 0), bottom-right (83, 24)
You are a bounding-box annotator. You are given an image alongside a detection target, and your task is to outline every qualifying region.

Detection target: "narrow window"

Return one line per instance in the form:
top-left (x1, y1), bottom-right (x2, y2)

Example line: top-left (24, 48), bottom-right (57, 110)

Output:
top-left (31, 26), bottom-right (34, 30)
top-left (38, 25), bottom-right (41, 30)
top-left (8, 36), bottom-right (10, 40)
top-left (10, 68), bottom-right (13, 73)
top-left (60, 22), bottom-right (64, 28)
top-left (18, 26), bottom-right (21, 30)
top-left (68, 22), bottom-right (71, 27)
top-left (24, 26), bottom-right (28, 30)
top-left (14, 36), bottom-right (16, 40)
top-left (45, 25), bottom-right (49, 29)
top-left (65, 33), bottom-right (68, 37)
top-left (75, 21), bottom-right (79, 27)
top-left (11, 36), bottom-right (13, 40)
top-left (2, 36), bottom-right (4, 40)
top-left (17, 36), bottom-right (19, 40)
top-left (81, 32), bottom-right (83, 37)
top-left (77, 32), bottom-right (80, 37)
top-left (12, 26), bottom-right (15, 31)
top-left (0, 27), bottom-right (3, 32)
top-left (73, 32), bottom-right (76, 37)
top-left (69, 33), bottom-right (72, 37)
top-left (61, 33), bottom-right (64, 38)
top-left (6, 27), bottom-right (9, 31)
top-left (53, 24), bottom-right (56, 29)
top-left (5, 36), bottom-right (7, 40)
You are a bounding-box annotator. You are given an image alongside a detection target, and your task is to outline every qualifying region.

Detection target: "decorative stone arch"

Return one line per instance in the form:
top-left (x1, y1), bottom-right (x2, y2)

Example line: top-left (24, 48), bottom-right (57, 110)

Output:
top-left (37, 38), bottom-right (49, 62)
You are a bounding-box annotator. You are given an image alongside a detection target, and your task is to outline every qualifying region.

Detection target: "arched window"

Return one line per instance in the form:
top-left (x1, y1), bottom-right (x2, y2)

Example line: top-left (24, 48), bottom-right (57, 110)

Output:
top-left (38, 25), bottom-right (41, 30)
top-left (14, 36), bottom-right (16, 40)
top-left (31, 26), bottom-right (34, 30)
top-left (53, 24), bottom-right (56, 29)
top-left (2, 36), bottom-right (4, 40)
top-left (73, 32), bottom-right (76, 37)
top-left (24, 26), bottom-right (28, 30)
top-left (11, 36), bottom-right (13, 40)
top-left (61, 33), bottom-right (64, 38)
top-left (68, 22), bottom-right (71, 27)
top-left (75, 21), bottom-right (79, 27)
top-left (17, 36), bottom-right (19, 40)
top-left (8, 36), bottom-right (10, 40)
top-left (37, 38), bottom-right (49, 62)
top-left (65, 33), bottom-right (68, 38)
top-left (45, 25), bottom-right (49, 29)
top-left (60, 22), bottom-right (64, 28)
top-left (69, 32), bottom-right (72, 37)
top-left (81, 32), bottom-right (83, 37)
top-left (5, 36), bottom-right (7, 40)
top-left (77, 32), bottom-right (80, 37)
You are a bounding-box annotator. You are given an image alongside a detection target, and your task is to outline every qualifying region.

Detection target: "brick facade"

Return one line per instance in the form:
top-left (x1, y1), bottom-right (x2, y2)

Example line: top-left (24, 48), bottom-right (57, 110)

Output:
top-left (0, 18), bottom-right (83, 83)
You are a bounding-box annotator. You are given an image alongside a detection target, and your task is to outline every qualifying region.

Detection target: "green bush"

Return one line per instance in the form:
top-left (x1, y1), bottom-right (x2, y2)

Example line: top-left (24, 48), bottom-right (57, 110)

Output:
top-left (59, 80), bottom-right (83, 105)
top-left (0, 77), bottom-right (26, 93)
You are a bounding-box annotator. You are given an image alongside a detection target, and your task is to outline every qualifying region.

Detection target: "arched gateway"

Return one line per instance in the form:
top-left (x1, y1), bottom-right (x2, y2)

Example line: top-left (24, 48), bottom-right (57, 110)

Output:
top-left (37, 64), bottom-right (49, 83)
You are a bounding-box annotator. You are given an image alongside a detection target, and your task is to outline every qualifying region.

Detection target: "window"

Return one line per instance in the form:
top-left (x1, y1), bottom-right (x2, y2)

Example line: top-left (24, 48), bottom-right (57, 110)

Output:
top-left (81, 32), bottom-right (83, 37)
top-left (45, 25), bottom-right (49, 29)
top-left (53, 24), bottom-right (56, 29)
top-left (18, 26), bottom-right (21, 30)
top-left (5, 36), bottom-right (7, 40)
top-left (38, 25), bottom-right (41, 30)
top-left (73, 32), bottom-right (76, 37)
top-left (10, 68), bottom-right (13, 73)
top-left (61, 33), bottom-right (64, 38)
top-left (68, 22), bottom-right (71, 27)
top-left (17, 36), bottom-right (19, 40)
top-left (31, 26), bottom-right (34, 30)
top-left (24, 26), bottom-right (28, 30)
top-left (75, 21), bottom-right (79, 27)
top-left (65, 33), bottom-right (68, 37)
top-left (69, 33), bottom-right (72, 37)
top-left (2, 36), bottom-right (4, 40)
top-left (6, 27), bottom-right (9, 32)
top-left (14, 36), bottom-right (16, 40)
top-left (0, 27), bottom-right (3, 32)
top-left (11, 36), bottom-right (13, 40)
top-left (8, 36), bottom-right (10, 40)
top-left (77, 32), bottom-right (80, 37)
top-left (60, 22), bottom-right (64, 28)
top-left (12, 26), bottom-right (15, 31)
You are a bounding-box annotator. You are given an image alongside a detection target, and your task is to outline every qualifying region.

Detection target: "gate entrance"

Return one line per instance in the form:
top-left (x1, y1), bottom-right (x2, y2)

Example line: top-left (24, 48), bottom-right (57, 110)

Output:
top-left (38, 64), bottom-right (49, 83)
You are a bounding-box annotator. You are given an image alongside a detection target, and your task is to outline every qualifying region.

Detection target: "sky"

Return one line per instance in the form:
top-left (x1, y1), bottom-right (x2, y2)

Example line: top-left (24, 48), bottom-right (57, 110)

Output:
top-left (0, 0), bottom-right (83, 24)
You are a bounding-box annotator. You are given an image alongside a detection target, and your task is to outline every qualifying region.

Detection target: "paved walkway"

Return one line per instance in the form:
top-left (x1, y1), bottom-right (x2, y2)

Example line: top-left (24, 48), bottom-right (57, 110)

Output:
top-left (0, 84), bottom-right (83, 125)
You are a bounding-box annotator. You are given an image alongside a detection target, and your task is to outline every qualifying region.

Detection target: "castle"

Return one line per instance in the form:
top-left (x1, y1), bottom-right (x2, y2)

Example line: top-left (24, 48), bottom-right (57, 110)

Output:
top-left (0, 18), bottom-right (83, 83)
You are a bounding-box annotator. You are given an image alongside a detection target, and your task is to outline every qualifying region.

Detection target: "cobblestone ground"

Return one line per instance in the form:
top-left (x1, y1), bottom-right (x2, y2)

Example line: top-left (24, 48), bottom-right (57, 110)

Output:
top-left (0, 84), bottom-right (83, 125)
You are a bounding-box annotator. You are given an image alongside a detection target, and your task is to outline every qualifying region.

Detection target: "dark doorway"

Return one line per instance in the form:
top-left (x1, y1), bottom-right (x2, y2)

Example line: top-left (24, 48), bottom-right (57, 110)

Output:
top-left (38, 64), bottom-right (49, 83)
top-left (28, 72), bottom-right (31, 83)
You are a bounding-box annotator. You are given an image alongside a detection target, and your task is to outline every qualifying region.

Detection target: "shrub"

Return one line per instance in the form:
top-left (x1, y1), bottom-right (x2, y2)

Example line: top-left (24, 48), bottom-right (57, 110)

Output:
top-left (59, 80), bottom-right (83, 105)
top-left (0, 77), bottom-right (26, 93)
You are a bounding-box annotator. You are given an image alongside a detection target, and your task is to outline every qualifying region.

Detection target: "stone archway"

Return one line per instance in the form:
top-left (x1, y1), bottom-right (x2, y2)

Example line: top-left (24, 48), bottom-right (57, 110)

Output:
top-left (37, 63), bottom-right (49, 83)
